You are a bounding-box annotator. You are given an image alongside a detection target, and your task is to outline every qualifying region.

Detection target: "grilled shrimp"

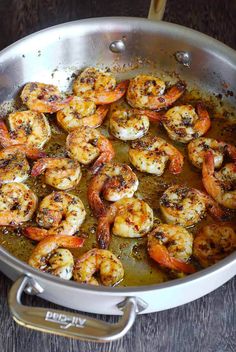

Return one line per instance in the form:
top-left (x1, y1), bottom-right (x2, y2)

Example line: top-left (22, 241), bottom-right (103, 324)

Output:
top-left (28, 235), bottom-right (84, 279)
top-left (162, 104), bottom-right (211, 143)
top-left (193, 223), bottom-right (236, 267)
top-left (129, 136), bottom-right (184, 175)
top-left (66, 126), bottom-right (115, 174)
top-left (126, 74), bottom-right (186, 110)
top-left (96, 197), bottom-right (153, 249)
top-left (109, 107), bottom-right (161, 141)
top-left (73, 67), bottom-right (129, 104)
top-left (25, 192), bottom-right (86, 241)
top-left (73, 248), bottom-right (124, 286)
top-left (148, 224), bottom-right (196, 273)
top-left (0, 145), bottom-right (46, 184)
top-left (21, 82), bottom-right (72, 113)
top-left (0, 111), bottom-right (51, 148)
top-left (160, 185), bottom-right (225, 227)
top-left (202, 151), bottom-right (236, 209)
top-left (31, 157), bottom-right (82, 190)
top-left (188, 137), bottom-right (236, 169)
top-left (0, 183), bottom-right (37, 225)
top-left (56, 96), bottom-right (109, 131)
top-left (88, 162), bottom-right (139, 217)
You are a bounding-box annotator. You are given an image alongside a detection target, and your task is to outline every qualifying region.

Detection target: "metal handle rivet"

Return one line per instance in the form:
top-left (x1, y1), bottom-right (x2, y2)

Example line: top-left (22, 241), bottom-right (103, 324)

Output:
top-left (175, 51), bottom-right (191, 67)
top-left (109, 40), bottom-right (126, 53)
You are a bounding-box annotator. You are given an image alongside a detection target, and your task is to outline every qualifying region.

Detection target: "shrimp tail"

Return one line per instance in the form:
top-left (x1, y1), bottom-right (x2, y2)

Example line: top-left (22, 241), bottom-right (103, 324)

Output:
top-left (0, 120), bottom-right (11, 147)
top-left (152, 81), bottom-right (186, 110)
top-left (134, 109), bottom-right (162, 122)
top-left (87, 175), bottom-right (107, 217)
top-left (225, 143), bottom-right (236, 161)
top-left (90, 137), bottom-right (115, 174)
top-left (149, 243), bottom-right (196, 274)
top-left (31, 159), bottom-right (47, 176)
top-left (25, 227), bottom-right (49, 241)
top-left (24, 147), bottom-right (47, 160)
top-left (96, 216), bottom-right (111, 249)
top-left (94, 80), bottom-right (129, 104)
top-left (96, 204), bottom-right (117, 249)
top-left (48, 95), bottom-right (73, 111)
top-left (165, 146), bottom-right (184, 174)
top-left (194, 103), bottom-right (211, 135)
top-left (199, 157), bottom-right (228, 220)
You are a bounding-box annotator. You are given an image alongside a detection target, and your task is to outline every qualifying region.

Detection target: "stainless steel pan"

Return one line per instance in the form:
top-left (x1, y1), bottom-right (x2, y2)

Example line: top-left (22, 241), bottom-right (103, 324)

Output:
top-left (0, 17), bottom-right (235, 342)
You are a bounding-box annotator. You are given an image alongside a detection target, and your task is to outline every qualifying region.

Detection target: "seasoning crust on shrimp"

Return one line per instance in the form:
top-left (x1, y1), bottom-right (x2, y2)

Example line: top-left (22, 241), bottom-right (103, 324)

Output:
top-left (126, 74), bottom-right (186, 110)
top-left (21, 82), bottom-right (72, 113)
top-left (31, 157), bottom-right (82, 190)
top-left (96, 197), bottom-right (154, 249)
top-left (129, 136), bottom-right (184, 175)
top-left (57, 96), bottom-right (109, 131)
top-left (0, 111), bottom-right (51, 148)
top-left (88, 162), bottom-right (139, 217)
top-left (188, 137), bottom-right (236, 169)
top-left (73, 248), bottom-right (124, 286)
top-left (162, 103), bottom-right (211, 143)
top-left (25, 191), bottom-right (86, 241)
top-left (73, 67), bottom-right (129, 104)
top-left (202, 151), bottom-right (236, 209)
top-left (160, 185), bottom-right (225, 227)
top-left (66, 126), bottom-right (115, 174)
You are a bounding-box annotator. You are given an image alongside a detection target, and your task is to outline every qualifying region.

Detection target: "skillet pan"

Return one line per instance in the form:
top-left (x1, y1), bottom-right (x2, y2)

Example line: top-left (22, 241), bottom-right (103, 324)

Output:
top-left (0, 17), bottom-right (235, 342)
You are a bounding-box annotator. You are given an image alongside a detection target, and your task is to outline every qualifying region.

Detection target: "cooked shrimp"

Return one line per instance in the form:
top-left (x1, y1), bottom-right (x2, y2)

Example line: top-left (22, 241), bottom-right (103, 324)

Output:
top-left (96, 197), bottom-right (153, 249)
top-left (148, 224), bottom-right (196, 273)
top-left (73, 248), bottom-right (124, 286)
top-left (66, 126), bottom-right (115, 174)
top-left (31, 157), bottom-right (82, 190)
top-left (21, 82), bottom-right (72, 113)
top-left (87, 162), bottom-right (139, 217)
top-left (25, 192), bottom-right (86, 241)
top-left (0, 183), bottom-right (37, 225)
top-left (160, 185), bottom-right (225, 227)
top-left (73, 67), bottom-right (129, 104)
top-left (0, 111), bottom-right (51, 148)
top-left (193, 223), bottom-right (236, 267)
top-left (109, 106), bottom-right (161, 141)
top-left (188, 137), bottom-right (236, 169)
top-left (162, 103), bottom-right (211, 143)
top-left (28, 235), bottom-right (84, 279)
top-left (129, 136), bottom-right (184, 175)
top-left (56, 96), bottom-right (109, 131)
top-left (126, 74), bottom-right (186, 110)
top-left (202, 151), bottom-right (236, 209)
top-left (0, 145), bottom-right (46, 184)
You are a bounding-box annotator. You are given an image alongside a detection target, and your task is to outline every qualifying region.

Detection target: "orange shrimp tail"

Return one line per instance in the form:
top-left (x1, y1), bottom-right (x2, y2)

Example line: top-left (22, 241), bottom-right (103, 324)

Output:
top-left (226, 144), bottom-right (236, 161)
top-left (87, 177), bottom-right (107, 217)
top-left (48, 95), bottom-right (73, 112)
top-left (25, 147), bottom-right (47, 160)
top-left (195, 103), bottom-right (211, 135)
top-left (31, 159), bottom-right (46, 176)
top-left (150, 81), bottom-right (186, 110)
top-left (149, 243), bottom-right (196, 274)
top-left (96, 216), bottom-right (111, 249)
top-left (58, 235), bottom-right (84, 248)
top-left (168, 151), bottom-right (184, 174)
top-left (134, 109), bottom-right (163, 122)
top-left (0, 120), bottom-right (11, 147)
top-left (94, 80), bottom-right (129, 104)
top-left (25, 227), bottom-right (49, 241)
top-left (91, 138), bottom-right (115, 174)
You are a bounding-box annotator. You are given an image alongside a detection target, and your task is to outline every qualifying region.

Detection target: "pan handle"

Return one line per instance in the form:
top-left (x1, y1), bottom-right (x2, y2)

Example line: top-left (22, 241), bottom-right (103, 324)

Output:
top-left (8, 276), bottom-right (147, 342)
top-left (148, 0), bottom-right (167, 20)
